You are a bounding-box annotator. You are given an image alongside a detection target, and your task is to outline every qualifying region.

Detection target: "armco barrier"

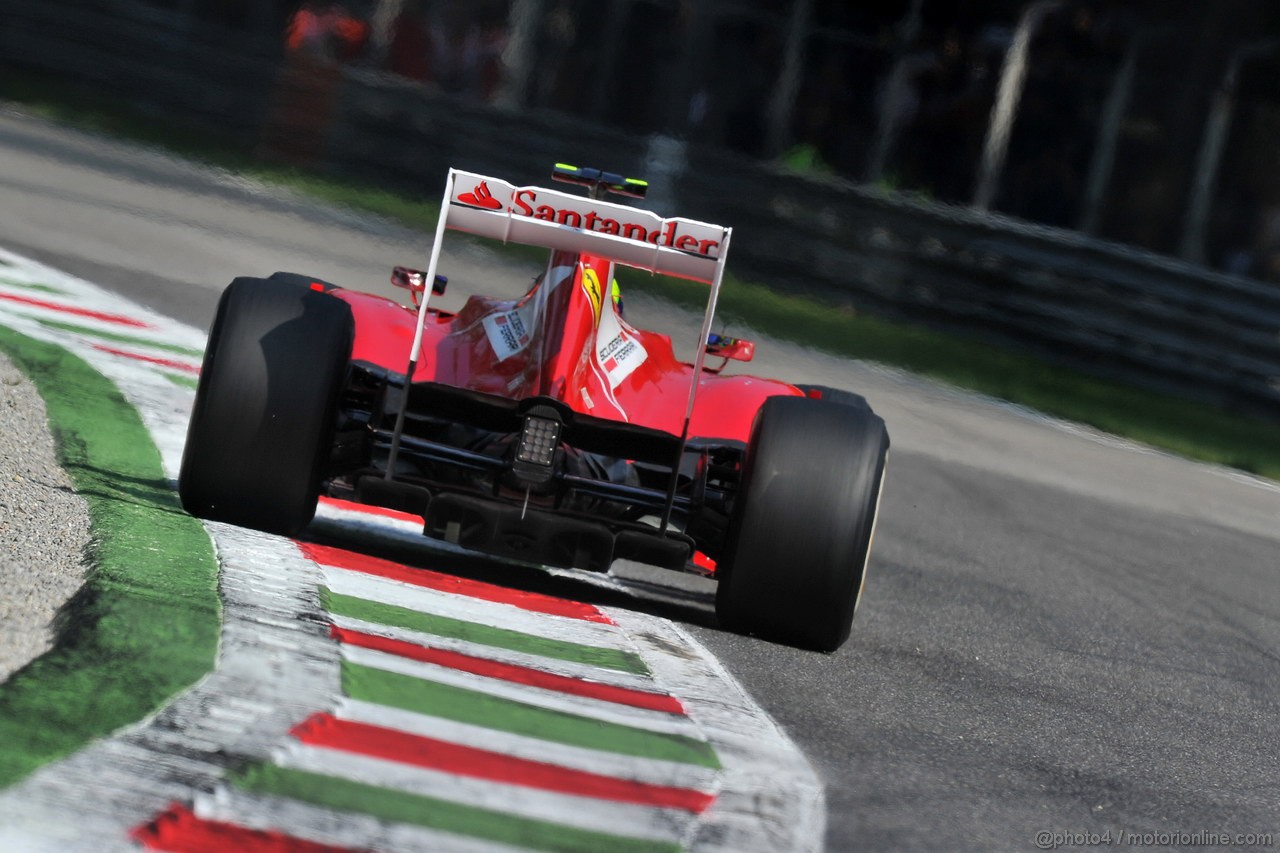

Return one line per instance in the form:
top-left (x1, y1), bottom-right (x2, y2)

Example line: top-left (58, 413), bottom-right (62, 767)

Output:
top-left (4, 1), bottom-right (1279, 418)
top-left (328, 71), bottom-right (1280, 418)
top-left (1, 0), bottom-right (277, 146)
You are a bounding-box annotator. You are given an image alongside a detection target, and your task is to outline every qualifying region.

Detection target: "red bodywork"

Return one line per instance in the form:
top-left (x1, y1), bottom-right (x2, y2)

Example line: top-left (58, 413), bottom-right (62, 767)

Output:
top-left (333, 250), bottom-right (801, 444)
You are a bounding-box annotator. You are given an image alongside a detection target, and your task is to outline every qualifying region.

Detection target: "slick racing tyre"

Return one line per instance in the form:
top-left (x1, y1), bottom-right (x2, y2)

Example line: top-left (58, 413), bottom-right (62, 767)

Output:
top-left (179, 276), bottom-right (354, 535)
top-left (716, 395), bottom-right (889, 652)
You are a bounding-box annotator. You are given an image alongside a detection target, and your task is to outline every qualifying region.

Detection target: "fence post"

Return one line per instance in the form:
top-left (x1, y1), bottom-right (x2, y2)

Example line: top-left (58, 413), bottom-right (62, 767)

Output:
top-left (495, 0), bottom-right (546, 109)
top-left (764, 0), bottom-right (814, 157)
top-left (368, 0), bottom-right (405, 66)
top-left (973, 0), bottom-right (1060, 211)
top-left (1180, 38), bottom-right (1279, 265)
top-left (866, 0), bottom-right (924, 184)
top-left (588, 0), bottom-right (631, 120)
top-left (1078, 32), bottom-right (1141, 235)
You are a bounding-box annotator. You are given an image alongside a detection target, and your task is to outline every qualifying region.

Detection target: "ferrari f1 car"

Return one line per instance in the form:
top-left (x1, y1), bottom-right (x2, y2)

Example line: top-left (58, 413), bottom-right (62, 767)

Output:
top-left (178, 164), bottom-right (889, 651)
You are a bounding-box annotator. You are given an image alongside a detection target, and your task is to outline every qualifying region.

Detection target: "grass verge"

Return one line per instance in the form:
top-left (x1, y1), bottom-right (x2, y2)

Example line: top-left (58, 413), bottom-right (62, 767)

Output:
top-left (3, 71), bottom-right (1279, 479)
top-left (0, 327), bottom-right (220, 787)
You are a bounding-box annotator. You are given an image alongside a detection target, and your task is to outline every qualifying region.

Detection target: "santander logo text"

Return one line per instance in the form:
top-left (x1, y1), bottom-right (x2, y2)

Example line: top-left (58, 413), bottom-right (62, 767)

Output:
top-left (455, 181), bottom-right (721, 258)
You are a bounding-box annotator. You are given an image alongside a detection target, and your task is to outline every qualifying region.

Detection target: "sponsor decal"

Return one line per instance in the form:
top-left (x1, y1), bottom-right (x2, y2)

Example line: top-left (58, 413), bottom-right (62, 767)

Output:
top-left (509, 189), bottom-right (720, 257)
top-left (599, 334), bottom-right (642, 378)
top-left (481, 306), bottom-right (532, 360)
top-left (451, 176), bottom-right (722, 260)
top-left (591, 272), bottom-right (646, 390)
top-left (456, 180), bottom-right (503, 210)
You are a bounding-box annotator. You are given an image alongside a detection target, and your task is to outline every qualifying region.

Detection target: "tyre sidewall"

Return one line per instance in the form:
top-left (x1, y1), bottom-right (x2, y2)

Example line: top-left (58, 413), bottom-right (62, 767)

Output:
top-left (717, 396), bottom-right (888, 651)
top-left (179, 277), bottom-right (353, 534)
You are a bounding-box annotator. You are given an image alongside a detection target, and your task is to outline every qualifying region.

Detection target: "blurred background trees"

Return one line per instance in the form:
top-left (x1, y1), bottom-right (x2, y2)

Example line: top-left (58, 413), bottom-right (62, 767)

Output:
top-left (104, 0), bottom-right (1280, 280)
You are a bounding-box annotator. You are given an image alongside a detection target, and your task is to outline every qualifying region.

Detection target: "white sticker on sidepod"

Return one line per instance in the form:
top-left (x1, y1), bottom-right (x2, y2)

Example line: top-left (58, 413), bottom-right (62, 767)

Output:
top-left (482, 307), bottom-right (533, 360)
top-left (595, 304), bottom-right (646, 389)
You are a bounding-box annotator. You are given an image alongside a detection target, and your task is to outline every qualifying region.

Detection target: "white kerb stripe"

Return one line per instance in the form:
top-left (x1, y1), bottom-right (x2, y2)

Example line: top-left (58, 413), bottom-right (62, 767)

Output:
top-left (195, 787), bottom-right (522, 853)
top-left (320, 566), bottom-right (629, 648)
top-left (335, 697), bottom-right (721, 792)
top-left (330, 613), bottom-right (664, 693)
top-left (274, 743), bottom-right (693, 845)
top-left (342, 645), bottom-right (703, 739)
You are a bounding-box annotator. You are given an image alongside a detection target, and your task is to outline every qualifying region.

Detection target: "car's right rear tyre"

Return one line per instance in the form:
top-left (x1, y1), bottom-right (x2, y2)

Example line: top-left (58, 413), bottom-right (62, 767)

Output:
top-left (179, 276), bottom-right (353, 535)
top-left (716, 395), bottom-right (889, 652)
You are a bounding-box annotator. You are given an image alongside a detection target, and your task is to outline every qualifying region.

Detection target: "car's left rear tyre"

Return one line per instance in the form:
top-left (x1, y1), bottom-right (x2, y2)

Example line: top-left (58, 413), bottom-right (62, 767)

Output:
top-left (179, 276), bottom-right (353, 535)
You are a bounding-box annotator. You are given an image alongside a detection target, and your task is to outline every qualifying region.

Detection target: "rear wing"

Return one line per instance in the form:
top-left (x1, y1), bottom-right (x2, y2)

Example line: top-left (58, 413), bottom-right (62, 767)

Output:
top-left (443, 169), bottom-right (729, 284)
top-left (390, 167), bottom-right (734, 531)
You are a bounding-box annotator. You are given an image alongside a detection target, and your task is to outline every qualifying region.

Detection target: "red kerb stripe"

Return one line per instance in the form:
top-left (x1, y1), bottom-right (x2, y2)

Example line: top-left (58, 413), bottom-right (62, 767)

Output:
top-left (292, 713), bottom-right (715, 813)
top-left (0, 292), bottom-right (150, 328)
top-left (131, 803), bottom-right (364, 852)
top-left (319, 495), bottom-right (422, 524)
top-left (298, 540), bottom-right (612, 624)
top-left (333, 624), bottom-right (683, 714)
top-left (91, 344), bottom-right (200, 374)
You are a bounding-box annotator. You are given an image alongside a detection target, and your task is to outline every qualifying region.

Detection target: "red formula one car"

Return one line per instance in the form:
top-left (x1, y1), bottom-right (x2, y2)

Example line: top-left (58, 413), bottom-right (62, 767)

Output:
top-left (179, 165), bottom-right (889, 651)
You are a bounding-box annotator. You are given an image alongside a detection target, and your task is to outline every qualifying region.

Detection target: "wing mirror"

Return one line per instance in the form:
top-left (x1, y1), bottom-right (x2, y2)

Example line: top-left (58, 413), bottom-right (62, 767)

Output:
top-left (705, 333), bottom-right (754, 363)
top-left (391, 266), bottom-right (448, 297)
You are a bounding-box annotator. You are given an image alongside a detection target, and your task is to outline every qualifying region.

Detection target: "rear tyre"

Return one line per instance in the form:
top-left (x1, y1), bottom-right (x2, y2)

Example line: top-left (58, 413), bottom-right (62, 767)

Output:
top-left (716, 395), bottom-right (889, 652)
top-left (179, 276), bottom-right (354, 535)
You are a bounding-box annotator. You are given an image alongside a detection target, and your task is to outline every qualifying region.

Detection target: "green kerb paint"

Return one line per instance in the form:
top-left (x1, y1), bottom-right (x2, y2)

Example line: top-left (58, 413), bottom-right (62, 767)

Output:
top-left (0, 277), bottom-right (62, 294)
top-left (34, 317), bottom-right (204, 358)
top-left (234, 764), bottom-right (682, 853)
top-left (343, 662), bottom-right (720, 768)
top-left (0, 326), bottom-right (219, 787)
top-left (163, 372), bottom-right (200, 390)
top-left (324, 589), bottom-right (648, 674)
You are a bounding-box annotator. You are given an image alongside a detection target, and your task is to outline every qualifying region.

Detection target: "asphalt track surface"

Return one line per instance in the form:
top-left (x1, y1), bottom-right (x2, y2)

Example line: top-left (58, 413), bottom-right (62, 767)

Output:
top-left (2, 109), bottom-right (1278, 850)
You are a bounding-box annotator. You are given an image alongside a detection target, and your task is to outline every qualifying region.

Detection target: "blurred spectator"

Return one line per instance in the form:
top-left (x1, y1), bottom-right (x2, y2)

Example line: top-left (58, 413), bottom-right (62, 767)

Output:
top-left (534, 0), bottom-right (580, 108)
top-left (254, 0), bottom-right (1280, 277)
top-left (458, 18), bottom-right (507, 100)
top-left (388, 1), bottom-right (433, 82)
top-left (721, 25), bottom-right (778, 157)
top-left (285, 0), bottom-right (370, 65)
top-left (394, 2), bottom-right (506, 102)
top-left (262, 0), bottom-right (370, 166)
top-left (285, 1), bottom-right (327, 56)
